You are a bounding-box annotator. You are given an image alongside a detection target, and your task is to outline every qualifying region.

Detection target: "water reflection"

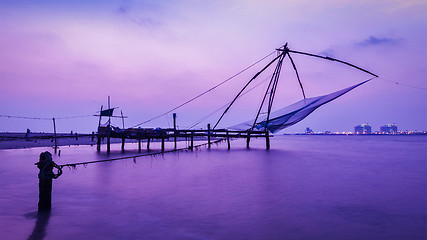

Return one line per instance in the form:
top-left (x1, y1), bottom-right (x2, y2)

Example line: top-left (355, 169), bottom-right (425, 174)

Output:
top-left (27, 211), bottom-right (51, 240)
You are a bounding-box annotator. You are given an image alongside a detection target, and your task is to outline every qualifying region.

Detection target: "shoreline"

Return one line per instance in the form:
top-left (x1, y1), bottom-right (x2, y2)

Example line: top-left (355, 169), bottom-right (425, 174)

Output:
top-left (1, 132), bottom-right (425, 150)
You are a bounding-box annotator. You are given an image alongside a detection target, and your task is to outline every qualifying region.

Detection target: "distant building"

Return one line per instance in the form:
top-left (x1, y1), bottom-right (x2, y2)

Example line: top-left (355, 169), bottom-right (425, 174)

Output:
top-left (354, 124), bottom-right (371, 134)
top-left (380, 124), bottom-right (398, 134)
top-left (305, 127), bottom-right (313, 134)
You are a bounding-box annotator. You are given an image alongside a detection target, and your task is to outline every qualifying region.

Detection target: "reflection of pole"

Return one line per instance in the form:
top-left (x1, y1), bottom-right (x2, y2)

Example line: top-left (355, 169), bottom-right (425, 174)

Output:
top-left (52, 118), bottom-right (57, 153)
top-left (107, 96), bottom-right (111, 154)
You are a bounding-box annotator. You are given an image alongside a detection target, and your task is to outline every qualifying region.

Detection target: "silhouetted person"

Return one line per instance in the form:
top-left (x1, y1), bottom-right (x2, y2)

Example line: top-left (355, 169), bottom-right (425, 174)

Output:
top-left (35, 151), bottom-right (62, 211)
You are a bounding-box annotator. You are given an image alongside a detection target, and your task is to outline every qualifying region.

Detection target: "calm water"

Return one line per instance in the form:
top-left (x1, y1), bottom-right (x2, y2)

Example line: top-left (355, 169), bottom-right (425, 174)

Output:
top-left (0, 135), bottom-right (426, 240)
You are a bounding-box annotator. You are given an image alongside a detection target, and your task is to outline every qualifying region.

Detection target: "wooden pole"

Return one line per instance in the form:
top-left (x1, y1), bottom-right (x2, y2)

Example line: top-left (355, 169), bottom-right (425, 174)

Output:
top-left (121, 110), bottom-right (125, 129)
top-left (147, 138), bottom-right (150, 151)
top-left (97, 105), bottom-right (103, 152)
top-left (173, 113), bottom-right (177, 149)
top-left (208, 124), bottom-right (211, 149)
top-left (107, 96), bottom-right (111, 154)
top-left (161, 138), bottom-right (165, 152)
top-left (190, 132), bottom-right (194, 151)
top-left (226, 130), bottom-right (230, 150)
top-left (138, 139), bottom-right (141, 152)
top-left (246, 131), bottom-right (250, 149)
top-left (121, 110), bottom-right (126, 151)
top-left (266, 130), bottom-right (270, 150)
top-left (52, 118), bottom-right (57, 153)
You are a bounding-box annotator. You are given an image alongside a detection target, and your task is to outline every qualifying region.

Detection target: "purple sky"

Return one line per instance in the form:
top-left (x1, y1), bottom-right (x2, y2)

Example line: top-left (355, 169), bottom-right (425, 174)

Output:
top-left (1, 0), bottom-right (426, 133)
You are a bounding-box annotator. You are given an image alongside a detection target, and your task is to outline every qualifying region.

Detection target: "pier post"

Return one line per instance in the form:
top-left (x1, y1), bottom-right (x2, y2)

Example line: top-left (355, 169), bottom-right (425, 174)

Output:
top-left (35, 151), bottom-right (62, 211)
top-left (246, 131), bottom-right (250, 149)
top-left (173, 113), bottom-right (177, 149)
top-left (208, 124), bottom-right (211, 149)
top-left (97, 135), bottom-right (101, 151)
top-left (161, 138), bottom-right (165, 152)
top-left (96, 105), bottom-right (103, 152)
top-left (107, 96), bottom-right (111, 154)
top-left (91, 131), bottom-right (95, 141)
top-left (190, 132), bottom-right (194, 151)
top-left (147, 138), bottom-right (150, 151)
top-left (265, 130), bottom-right (270, 150)
top-left (75, 133), bottom-right (78, 140)
top-left (107, 127), bottom-right (111, 154)
top-left (52, 118), bottom-right (57, 153)
top-left (121, 138), bottom-right (125, 151)
top-left (226, 130), bottom-right (230, 150)
top-left (138, 139), bottom-right (141, 152)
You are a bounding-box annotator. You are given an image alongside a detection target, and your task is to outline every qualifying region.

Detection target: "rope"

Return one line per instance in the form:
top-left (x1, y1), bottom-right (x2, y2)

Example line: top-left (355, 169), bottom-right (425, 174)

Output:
top-left (378, 77), bottom-right (427, 91)
top-left (59, 138), bottom-right (227, 169)
top-left (0, 114), bottom-right (93, 120)
top-left (130, 51), bottom-right (276, 128)
top-left (186, 74), bottom-right (273, 129)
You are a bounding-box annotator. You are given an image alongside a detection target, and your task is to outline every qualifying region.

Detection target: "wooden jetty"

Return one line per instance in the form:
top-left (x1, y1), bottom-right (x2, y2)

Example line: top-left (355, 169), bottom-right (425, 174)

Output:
top-left (96, 125), bottom-right (270, 153)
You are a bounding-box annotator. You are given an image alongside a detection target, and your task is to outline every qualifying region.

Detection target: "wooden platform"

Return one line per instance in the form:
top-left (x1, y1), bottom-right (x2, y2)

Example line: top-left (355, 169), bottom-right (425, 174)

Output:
top-left (97, 126), bottom-right (271, 153)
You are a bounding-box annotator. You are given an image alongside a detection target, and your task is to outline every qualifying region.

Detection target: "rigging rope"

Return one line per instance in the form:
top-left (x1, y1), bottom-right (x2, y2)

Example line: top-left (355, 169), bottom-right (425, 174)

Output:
top-left (59, 138), bottom-right (227, 169)
top-left (0, 114), bottom-right (93, 120)
top-left (378, 77), bottom-right (427, 91)
top-left (186, 74), bottom-right (274, 129)
top-left (130, 51), bottom-right (276, 128)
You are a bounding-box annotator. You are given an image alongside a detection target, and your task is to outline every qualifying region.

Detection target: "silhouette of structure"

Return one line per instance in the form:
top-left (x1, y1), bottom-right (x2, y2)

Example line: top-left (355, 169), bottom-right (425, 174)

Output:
top-left (355, 124), bottom-right (372, 134)
top-left (380, 124), bottom-right (398, 134)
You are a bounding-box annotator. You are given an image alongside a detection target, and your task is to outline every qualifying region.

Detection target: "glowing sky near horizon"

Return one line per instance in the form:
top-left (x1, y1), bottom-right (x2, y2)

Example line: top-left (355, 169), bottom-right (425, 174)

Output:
top-left (0, 0), bottom-right (426, 133)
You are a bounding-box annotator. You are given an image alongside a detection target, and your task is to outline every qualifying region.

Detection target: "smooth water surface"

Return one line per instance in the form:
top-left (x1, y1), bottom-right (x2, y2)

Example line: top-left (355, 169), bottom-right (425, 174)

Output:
top-left (0, 135), bottom-right (426, 239)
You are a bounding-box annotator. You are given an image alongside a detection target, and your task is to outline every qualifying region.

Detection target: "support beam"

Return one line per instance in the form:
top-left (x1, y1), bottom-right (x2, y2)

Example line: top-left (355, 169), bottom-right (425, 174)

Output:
top-left (208, 124), bottom-right (211, 149)
top-left (246, 131), bottom-right (250, 149)
top-left (190, 132), bottom-right (194, 151)
top-left (97, 105), bottom-right (103, 152)
top-left (173, 113), bottom-right (177, 149)
top-left (161, 138), bottom-right (165, 152)
top-left (52, 118), bottom-right (57, 153)
top-left (226, 130), bottom-right (230, 150)
top-left (107, 96), bottom-right (111, 154)
top-left (266, 130), bottom-right (270, 150)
